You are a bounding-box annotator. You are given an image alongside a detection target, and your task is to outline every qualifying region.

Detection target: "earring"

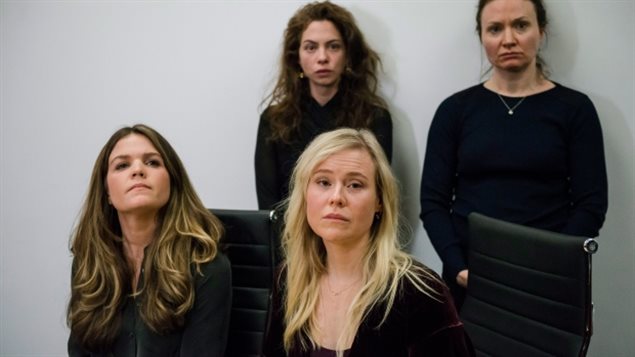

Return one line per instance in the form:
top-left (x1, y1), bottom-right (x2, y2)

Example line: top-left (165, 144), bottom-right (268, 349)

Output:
top-left (298, 72), bottom-right (305, 79)
top-left (374, 211), bottom-right (382, 220)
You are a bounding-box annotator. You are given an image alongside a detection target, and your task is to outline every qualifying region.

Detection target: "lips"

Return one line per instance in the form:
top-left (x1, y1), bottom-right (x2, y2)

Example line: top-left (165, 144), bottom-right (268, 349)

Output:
top-left (324, 213), bottom-right (348, 221)
top-left (128, 183), bottom-right (150, 192)
top-left (315, 69), bottom-right (332, 76)
top-left (500, 52), bottom-right (521, 59)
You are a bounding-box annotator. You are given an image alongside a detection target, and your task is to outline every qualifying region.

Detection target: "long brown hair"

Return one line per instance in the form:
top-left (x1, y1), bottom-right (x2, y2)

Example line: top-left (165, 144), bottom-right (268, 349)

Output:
top-left (67, 124), bottom-right (223, 351)
top-left (264, 1), bottom-right (387, 143)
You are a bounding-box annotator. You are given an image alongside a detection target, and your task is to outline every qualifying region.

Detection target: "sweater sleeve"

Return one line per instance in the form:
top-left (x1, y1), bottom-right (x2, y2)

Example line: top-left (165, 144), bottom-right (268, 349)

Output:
top-left (420, 96), bottom-right (466, 280)
top-left (369, 109), bottom-right (393, 163)
top-left (561, 95), bottom-right (608, 237)
top-left (407, 269), bottom-right (475, 356)
top-left (255, 111), bottom-right (283, 210)
top-left (179, 253), bottom-right (232, 357)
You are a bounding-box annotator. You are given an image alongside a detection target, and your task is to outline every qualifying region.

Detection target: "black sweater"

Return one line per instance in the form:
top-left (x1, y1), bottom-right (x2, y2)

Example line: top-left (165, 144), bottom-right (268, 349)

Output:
top-left (255, 92), bottom-right (392, 210)
top-left (420, 83), bottom-right (608, 280)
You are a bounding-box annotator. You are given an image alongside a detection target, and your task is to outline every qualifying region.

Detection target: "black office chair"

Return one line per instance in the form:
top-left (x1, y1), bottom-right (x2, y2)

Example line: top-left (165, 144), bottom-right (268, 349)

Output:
top-left (461, 213), bottom-right (598, 357)
top-left (211, 209), bottom-right (278, 357)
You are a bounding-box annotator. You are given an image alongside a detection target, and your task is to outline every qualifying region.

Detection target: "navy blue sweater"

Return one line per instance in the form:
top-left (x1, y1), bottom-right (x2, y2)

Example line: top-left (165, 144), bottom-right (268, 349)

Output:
top-left (420, 83), bottom-right (608, 280)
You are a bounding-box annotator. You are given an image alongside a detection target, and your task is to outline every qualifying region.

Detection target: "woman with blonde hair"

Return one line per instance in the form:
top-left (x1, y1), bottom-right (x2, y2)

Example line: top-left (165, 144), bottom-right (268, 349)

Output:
top-left (67, 124), bottom-right (231, 356)
top-left (263, 128), bottom-right (473, 356)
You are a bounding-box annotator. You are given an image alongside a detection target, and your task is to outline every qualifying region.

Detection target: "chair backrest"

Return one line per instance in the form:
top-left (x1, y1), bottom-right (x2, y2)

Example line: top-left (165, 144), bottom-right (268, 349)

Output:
top-left (211, 209), bottom-right (277, 357)
top-left (461, 212), bottom-right (598, 357)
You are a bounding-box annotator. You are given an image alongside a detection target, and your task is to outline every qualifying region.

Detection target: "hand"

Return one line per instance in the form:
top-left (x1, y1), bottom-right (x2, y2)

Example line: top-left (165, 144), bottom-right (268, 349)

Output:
top-left (456, 269), bottom-right (469, 288)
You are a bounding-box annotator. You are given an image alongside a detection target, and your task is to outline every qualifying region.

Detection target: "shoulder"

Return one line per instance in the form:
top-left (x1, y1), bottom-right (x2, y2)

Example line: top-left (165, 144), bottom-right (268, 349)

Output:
top-left (439, 84), bottom-right (487, 107)
top-left (542, 82), bottom-right (596, 110)
top-left (195, 252), bottom-right (231, 289)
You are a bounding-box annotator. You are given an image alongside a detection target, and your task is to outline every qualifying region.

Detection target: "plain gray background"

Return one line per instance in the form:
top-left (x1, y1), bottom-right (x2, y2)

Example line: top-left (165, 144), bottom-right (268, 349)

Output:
top-left (1, 0), bottom-right (633, 355)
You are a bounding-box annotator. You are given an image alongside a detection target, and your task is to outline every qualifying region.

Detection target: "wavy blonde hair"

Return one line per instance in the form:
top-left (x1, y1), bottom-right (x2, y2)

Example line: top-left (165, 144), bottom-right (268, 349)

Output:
top-left (67, 124), bottom-right (223, 352)
top-left (281, 128), bottom-right (440, 354)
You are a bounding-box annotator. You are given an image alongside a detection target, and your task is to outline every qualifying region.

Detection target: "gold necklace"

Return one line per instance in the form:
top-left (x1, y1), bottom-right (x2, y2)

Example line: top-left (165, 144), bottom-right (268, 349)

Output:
top-left (497, 93), bottom-right (526, 115)
top-left (325, 276), bottom-right (361, 296)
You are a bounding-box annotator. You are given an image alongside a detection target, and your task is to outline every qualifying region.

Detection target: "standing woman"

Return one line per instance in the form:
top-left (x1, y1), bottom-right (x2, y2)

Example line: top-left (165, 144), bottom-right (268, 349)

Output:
top-left (255, 1), bottom-right (392, 210)
top-left (264, 128), bottom-right (474, 357)
top-left (67, 124), bottom-right (231, 356)
top-left (420, 0), bottom-right (608, 308)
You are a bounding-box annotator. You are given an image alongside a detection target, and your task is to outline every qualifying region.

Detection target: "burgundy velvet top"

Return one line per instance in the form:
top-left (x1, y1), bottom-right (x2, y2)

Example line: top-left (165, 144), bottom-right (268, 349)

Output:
top-left (262, 264), bottom-right (475, 357)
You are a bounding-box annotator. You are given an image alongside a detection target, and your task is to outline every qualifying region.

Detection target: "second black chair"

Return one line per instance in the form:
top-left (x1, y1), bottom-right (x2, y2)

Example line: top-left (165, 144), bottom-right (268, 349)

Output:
top-left (461, 212), bottom-right (598, 357)
top-left (211, 209), bottom-right (277, 357)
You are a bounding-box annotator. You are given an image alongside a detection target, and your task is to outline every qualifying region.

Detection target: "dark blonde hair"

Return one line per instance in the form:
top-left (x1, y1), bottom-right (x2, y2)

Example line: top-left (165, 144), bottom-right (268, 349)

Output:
top-left (281, 128), bottom-right (440, 354)
top-left (264, 1), bottom-right (387, 143)
top-left (67, 124), bottom-right (223, 351)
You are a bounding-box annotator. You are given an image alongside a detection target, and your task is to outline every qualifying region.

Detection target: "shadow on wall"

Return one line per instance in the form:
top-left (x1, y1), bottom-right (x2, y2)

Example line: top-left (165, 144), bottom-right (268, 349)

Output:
top-left (349, 5), bottom-right (423, 251)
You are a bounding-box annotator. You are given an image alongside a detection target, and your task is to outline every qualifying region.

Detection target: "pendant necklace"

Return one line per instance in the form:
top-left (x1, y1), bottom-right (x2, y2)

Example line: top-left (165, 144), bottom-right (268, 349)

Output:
top-left (497, 93), bottom-right (526, 115)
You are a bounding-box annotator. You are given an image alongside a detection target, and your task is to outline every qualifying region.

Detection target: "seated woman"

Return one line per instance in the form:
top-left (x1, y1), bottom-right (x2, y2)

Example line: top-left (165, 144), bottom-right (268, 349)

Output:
top-left (67, 124), bottom-right (231, 357)
top-left (263, 128), bottom-right (474, 356)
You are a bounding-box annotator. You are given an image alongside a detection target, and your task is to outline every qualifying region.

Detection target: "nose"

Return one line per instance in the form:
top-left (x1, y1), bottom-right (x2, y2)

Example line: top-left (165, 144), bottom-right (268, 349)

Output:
top-left (329, 184), bottom-right (345, 206)
top-left (317, 46), bottom-right (328, 64)
top-left (131, 160), bottom-right (146, 178)
top-left (502, 27), bottom-right (516, 48)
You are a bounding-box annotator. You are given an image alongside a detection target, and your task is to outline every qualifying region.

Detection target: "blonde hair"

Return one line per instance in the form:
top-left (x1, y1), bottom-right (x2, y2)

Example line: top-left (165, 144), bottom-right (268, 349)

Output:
top-left (67, 124), bottom-right (223, 351)
top-left (281, 128), bottom-right (440, 354)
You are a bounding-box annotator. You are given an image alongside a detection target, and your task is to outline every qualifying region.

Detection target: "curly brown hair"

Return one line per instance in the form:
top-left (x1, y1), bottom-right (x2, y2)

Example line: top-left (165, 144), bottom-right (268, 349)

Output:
top-left (264, 1), bottom-right (387, 143)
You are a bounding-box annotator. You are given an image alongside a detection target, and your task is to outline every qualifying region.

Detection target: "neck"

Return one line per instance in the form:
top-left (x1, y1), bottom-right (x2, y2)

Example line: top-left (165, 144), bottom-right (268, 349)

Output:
top-left (488, 65), bottom-right (543, 96)
top-left (323, 238), bottom-right (366, 281)
top-left (118, 213), bottom-right (157, 260)
top-left (310, 84), bottom-right (339, 106)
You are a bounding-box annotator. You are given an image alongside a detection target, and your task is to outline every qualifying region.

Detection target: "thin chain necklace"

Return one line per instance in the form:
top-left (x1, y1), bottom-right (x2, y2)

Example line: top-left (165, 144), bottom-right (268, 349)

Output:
top-left (497, 93), bottom-right (526, 115)
top-left (325, 275), bottom-right (362, 296)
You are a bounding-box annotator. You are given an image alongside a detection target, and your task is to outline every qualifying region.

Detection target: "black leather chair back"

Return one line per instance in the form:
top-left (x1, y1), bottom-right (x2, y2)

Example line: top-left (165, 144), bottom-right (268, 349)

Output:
top-left (211, 209), bottom-right (277, 357)
top-left (462, 213), bottom-right (598, 357)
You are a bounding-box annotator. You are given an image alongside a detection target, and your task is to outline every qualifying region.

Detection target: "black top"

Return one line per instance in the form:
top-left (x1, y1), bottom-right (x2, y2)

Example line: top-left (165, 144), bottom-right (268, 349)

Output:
top-left (263, 264), bottom-right (475, 357)
top-left (420, 83), bottom-right (608, 281)
top-left (255, 91), bottom-right (392, 210)
top-left (68, 253), bottom-right (232, 357)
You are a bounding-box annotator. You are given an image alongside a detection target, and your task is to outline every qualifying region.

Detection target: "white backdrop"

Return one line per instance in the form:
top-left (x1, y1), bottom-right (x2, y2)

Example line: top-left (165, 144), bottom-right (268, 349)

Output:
top-left (1, 1), bottom-right (633, 355)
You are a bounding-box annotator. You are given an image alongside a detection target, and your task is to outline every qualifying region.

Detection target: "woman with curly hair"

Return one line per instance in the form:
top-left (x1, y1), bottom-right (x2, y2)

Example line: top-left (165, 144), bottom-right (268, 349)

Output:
top-left (67, 124), bottom-right (231, 356)
top-left (255, 1), bottom-right (392, 210)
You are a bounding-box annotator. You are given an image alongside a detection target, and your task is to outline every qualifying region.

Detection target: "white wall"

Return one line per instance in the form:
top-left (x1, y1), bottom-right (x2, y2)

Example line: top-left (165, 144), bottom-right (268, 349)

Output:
top-left (1, 1), bottom-right (632, 355)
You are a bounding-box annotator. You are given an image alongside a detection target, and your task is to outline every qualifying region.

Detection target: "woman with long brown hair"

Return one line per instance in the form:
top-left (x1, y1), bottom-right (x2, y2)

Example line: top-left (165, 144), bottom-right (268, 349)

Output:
top-left (67, 124), bottom-right (231, 356)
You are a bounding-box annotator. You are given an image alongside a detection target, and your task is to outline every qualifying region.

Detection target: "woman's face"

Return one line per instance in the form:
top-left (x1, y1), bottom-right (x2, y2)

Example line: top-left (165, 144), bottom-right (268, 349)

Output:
top-left (305, 148), bottom-right (380, 248)
top-left (298, 20), bottom-right (347, 97)
top-left (106, 133), bottom-right (170, 217)
top-left (480, 0), bottom-right (544, 74)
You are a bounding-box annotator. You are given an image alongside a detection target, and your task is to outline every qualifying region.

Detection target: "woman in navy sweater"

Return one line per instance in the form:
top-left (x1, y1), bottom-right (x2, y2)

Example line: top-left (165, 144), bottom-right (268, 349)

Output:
top-left (420, 0), bottom-right (608, 308)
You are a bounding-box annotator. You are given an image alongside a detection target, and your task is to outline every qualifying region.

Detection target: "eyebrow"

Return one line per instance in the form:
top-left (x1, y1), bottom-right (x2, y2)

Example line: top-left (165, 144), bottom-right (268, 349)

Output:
top-left (109, 152), bottom-right (161, 165)
top-left (312, 169), bottom-right (369, 180)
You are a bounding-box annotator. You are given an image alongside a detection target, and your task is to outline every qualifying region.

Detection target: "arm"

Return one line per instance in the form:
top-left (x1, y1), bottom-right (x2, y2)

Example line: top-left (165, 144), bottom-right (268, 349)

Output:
top-left (407, 277), bottom-right (475, 356)
top-left (179, 253), bottom-right (232, 357)
top-left (562, 96), bottom-right (608, 237)
top-left (369, 109), bottom-right (393, 163)
top-left (255, 111), bottom-right (283, 210)
top-left (420, 97), bottom-right (466, 281)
